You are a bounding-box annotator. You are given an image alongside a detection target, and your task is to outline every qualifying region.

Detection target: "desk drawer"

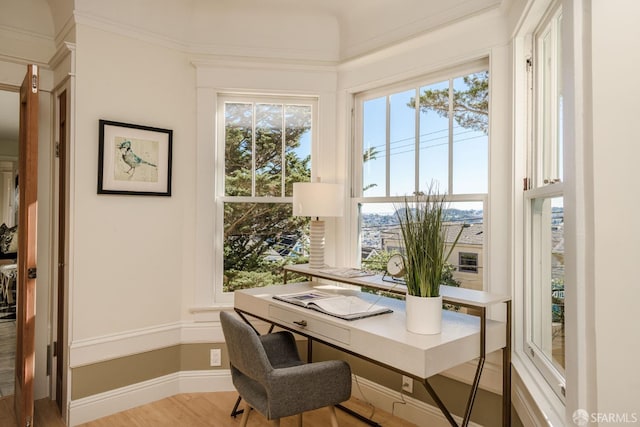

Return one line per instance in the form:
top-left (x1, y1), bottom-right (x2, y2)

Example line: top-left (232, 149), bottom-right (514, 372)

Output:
top-left (269, 305), bottom-right (351, 345)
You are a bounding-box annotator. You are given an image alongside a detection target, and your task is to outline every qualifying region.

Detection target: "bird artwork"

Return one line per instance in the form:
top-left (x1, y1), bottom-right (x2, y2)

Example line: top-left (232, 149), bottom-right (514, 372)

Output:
top-left (117, 139), bottom-right (157, 178)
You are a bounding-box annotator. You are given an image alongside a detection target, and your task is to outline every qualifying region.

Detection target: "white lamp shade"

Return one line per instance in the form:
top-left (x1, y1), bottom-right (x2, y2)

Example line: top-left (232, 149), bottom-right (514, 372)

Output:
top-left (292, 182), bottom-right (344, 218)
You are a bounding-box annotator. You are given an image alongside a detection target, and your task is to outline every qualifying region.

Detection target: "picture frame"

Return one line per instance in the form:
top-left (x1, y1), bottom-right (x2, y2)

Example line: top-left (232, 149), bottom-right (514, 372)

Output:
top-left (98, 119), bottom-right (173, 196)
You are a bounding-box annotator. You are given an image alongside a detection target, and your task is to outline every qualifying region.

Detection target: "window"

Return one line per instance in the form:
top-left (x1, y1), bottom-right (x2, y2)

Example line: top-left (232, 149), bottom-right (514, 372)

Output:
top-left (217, 95), bottom-right (316, 293)
top-left (524, 4), bottom-right (565, 401)
top-left (458, 252), bottom-right (478, 273)
top-left (354, 61), bottom-right (489, 290)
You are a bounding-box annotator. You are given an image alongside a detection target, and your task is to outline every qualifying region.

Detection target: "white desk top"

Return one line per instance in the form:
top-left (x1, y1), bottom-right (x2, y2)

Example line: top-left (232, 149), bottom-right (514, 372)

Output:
top-left (284, 263), bottom-right (511, 308)
top-left (234, 281), bottom-right (507, 379)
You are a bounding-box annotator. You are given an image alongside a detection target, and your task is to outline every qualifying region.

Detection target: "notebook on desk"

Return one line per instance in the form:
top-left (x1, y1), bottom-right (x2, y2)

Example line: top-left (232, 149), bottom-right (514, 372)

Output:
top-left (273, 290), bottom-right (393, 321)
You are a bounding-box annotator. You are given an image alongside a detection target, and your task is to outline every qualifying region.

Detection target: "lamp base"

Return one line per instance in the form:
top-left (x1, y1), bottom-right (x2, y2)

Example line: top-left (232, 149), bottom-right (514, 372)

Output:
top-left (308, 219), bottom-right (325, 269)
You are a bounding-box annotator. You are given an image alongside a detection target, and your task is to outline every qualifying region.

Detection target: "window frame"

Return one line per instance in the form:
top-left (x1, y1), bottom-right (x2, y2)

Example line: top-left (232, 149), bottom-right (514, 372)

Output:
top-left (350, 60), bottom-right (489, 290)
top-left (352, 59), bottom-right (489, 200)
top-left (524, 184), bottom-right (565, 401)
top-left (458, 252), bottom-right (479, 274)
top-left (523, 2), bottom-right (566, 403)
top-left (214, 93), bottom-right (319, 303)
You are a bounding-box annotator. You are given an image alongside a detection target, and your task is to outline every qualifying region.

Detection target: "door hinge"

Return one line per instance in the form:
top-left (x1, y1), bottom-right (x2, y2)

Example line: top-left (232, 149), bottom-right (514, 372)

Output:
top-left (55, 142), bottom-right (60, 158)
top-left (523, 177), bottom-right (531, 191)
top-left (31, 65), bottom-right (38, 94)
top-left (526, 57), bottom-right (533, 72)
top-left (46, 344), bottom-right (52, 376)
top-left (28, 267), bottom-right (37, 279)
top-left (25, 416), bottom-right (32, 427)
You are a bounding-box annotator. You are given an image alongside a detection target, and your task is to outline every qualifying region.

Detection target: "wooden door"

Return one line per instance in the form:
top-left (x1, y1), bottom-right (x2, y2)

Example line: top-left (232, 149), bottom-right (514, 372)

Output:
top-left (55, 90), bottom-right (67, 413)
top-left (15, 64), bottom-right (39, 427)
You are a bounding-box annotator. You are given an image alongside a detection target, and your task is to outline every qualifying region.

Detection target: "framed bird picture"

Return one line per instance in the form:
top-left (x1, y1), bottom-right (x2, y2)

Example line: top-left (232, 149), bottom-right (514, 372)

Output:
top-left (98, 120), bottom-right (173, 196)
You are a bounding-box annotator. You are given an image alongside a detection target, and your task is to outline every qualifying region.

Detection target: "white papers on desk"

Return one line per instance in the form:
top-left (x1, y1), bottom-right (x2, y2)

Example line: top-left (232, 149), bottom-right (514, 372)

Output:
top-left (273, 290), bottom-right (392, 320)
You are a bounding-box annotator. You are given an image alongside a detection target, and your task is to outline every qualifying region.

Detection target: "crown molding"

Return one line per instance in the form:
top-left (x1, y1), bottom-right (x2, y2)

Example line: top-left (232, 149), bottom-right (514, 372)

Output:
top-left (0, 23), bottom-right (54, 44)
top-left (0, 23), bottom-right (55, 67)
top-left (190, 54), bottom-right (337, 73)
top-left (73, 10), bottom-right (338, 63)
top-left (49, 41), bottom-right (75, 69)
top-left (73, 10), bottom-right (190, 52)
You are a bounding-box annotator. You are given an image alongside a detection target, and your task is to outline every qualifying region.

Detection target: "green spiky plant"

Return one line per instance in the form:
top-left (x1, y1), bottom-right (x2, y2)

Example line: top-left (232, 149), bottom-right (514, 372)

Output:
top-left (396, 185), bottom-right (464, 298)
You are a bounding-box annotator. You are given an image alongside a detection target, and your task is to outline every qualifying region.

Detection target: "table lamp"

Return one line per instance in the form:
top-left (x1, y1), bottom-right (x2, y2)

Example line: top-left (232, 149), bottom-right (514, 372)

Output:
top-left (293, 181), bottom-right (343, 269)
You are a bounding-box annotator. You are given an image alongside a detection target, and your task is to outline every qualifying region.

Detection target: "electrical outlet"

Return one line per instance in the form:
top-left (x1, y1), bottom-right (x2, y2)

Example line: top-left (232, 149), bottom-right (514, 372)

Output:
top-left (401, 375), bottom-right (413, 393)
top-left (210, 348), bottom-right (222, 366)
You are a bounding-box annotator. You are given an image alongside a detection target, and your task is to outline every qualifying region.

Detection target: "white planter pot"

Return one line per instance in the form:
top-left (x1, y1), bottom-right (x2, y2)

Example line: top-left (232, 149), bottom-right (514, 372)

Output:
top-left (405, 294), bottom-right (442, 335)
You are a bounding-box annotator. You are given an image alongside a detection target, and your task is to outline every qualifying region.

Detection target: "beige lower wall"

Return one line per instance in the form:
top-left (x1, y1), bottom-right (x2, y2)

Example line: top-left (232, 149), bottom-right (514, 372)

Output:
top-left (71, 339), bottom-right (523, 427)
top-left (71, 343), bottom-right (229, 400)
top-left (312, 343), bottom-right (523, 427)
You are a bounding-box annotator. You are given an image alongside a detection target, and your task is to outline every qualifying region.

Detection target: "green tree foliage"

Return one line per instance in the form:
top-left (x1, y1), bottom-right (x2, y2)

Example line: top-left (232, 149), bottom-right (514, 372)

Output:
top-left (413, 71), bottom-right (489, 135)
top-left (362, 146), bottom-right (379, 192)
top-left (223, 103), bottom-right (312, 290)
top-left (361, 250), bottom-right (397, 273)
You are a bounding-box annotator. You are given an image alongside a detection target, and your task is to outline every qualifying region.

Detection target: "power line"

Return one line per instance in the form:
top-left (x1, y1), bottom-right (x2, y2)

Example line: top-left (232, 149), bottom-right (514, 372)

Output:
top-left (366, 134), bottom-right (487, 160)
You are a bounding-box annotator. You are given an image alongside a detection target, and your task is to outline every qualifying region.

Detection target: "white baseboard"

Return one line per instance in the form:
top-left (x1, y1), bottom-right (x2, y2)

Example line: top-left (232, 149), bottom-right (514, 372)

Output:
top-left (350, 375), bottom-right (484, 427)
top-left (67, 370), bottom-right (234, 426)
top-left (67, 370), bottom-right (484, 427)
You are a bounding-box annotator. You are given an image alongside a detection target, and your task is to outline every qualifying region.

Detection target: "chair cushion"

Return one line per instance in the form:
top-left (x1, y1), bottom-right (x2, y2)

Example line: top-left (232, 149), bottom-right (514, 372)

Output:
top-left (220, 311), bottom-right (352, 420)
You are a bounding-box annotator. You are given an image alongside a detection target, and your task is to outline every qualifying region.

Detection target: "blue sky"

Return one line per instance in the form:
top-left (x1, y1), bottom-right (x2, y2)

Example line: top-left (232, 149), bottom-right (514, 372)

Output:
top-left (362, 74), bottom-right (488, 209)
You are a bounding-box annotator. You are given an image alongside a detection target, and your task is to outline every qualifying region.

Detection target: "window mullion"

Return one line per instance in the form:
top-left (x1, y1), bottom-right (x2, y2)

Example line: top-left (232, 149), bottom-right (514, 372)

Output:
top-left (251, 102), bottom-right (257, 197)
top-left (281, 104), bottom-right (286, 196)
top-left (414, 87), bottom-right (420, 194)
top-left (448, 79), bottom-right (454, 195)
top-left (385, 95), bottom-right (391, 197)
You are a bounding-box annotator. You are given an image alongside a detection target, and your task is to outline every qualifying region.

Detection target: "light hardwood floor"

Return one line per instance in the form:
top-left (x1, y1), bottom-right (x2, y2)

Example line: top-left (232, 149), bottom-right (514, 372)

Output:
top-left (2, 392), bottom-right (416, 426)
top-left (0, 321), bottom-right (16, 397)
top-left (1, 396), bottom-right (65, 427)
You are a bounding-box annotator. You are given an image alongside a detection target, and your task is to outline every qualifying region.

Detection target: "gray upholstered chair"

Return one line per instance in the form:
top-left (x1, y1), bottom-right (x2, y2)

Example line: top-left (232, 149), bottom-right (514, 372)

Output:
top-left (220, 311), bottom-right (352, 427)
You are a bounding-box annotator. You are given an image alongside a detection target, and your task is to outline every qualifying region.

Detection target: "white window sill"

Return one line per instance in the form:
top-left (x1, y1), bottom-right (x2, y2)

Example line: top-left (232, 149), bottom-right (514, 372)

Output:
top-left (189, 304), bottom-right (234, 322)
top-left (512, 350), bottom-right (565, 426)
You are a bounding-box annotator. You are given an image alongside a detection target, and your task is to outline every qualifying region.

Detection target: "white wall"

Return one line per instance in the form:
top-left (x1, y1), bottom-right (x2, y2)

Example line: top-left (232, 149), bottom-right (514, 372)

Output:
top-left (590, 0), bottom-right (640, 419)
top-left (71, 24), bottom-right (197, 339)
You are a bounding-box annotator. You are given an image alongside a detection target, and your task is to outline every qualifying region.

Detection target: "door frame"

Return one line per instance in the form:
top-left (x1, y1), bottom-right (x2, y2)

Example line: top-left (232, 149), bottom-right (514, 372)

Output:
top-left (52, 81), bottom-right (70, 420)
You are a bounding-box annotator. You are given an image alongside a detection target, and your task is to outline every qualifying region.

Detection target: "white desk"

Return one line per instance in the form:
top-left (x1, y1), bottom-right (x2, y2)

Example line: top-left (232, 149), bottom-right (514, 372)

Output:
top-left (235, 280), bottom-right (511, 427)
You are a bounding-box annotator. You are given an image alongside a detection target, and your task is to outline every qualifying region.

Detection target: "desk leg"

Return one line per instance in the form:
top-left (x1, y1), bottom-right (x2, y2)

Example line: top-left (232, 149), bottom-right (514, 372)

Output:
top-left (335, 404), bottom-right (382, 427)
top-left (422, 379), bottom-right (458, 426)
top-left (421, 358), bottom-right (486, 427)
top-left (419, 307), bottom-right (487, 427)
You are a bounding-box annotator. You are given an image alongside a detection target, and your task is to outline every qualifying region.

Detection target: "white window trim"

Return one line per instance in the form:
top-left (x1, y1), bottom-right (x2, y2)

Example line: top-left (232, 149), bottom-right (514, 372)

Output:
top-left (351, 60), bottom-right (489, 200)
top-left (192, 59), bottom-right (338, 314)
top-left (341, 51), bottom-right (512, 396)
top-left (213, 94), bottom-right (319, 303)
top-left (523, 183), bottom-right (565, 402)
top-left (350, 62), bottom-right (490, 290)
top-left (511, 0), bottom-right (596, 425)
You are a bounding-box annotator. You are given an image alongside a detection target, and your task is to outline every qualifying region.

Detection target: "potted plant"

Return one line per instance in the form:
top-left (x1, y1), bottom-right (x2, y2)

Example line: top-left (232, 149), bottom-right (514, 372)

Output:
top-left (396, 185), bottom-right (463, 334)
